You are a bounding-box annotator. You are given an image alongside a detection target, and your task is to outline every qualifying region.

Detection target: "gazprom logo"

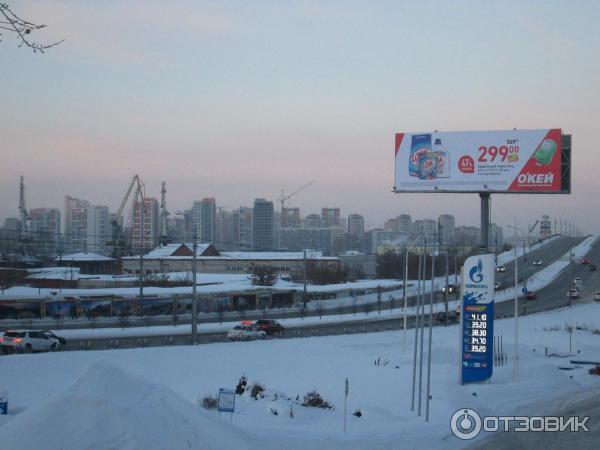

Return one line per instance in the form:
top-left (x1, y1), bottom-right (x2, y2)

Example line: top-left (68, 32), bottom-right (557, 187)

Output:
top-left (469, 259), bottom-right (484, 283)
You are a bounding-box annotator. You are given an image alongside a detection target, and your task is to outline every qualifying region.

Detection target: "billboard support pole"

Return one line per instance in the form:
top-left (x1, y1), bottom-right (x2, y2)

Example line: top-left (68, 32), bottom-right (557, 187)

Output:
top-left (480, 193), bottom-right (491, 253)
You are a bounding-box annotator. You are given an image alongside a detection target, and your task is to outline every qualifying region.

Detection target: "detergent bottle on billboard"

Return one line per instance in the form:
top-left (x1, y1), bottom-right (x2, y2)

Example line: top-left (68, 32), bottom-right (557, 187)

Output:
top-left (433, 138), bottom-right (450, 178)
top-left (409, 134), bottom-right (432, 177)
top-left (532, 138), bottom-right (557, 165)
top-left (418, 151), bottom-right (438, 180)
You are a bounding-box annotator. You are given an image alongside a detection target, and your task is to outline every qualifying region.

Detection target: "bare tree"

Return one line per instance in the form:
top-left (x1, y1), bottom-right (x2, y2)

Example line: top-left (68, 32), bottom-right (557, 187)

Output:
top-left (0, 3), bottom-right (64, 52)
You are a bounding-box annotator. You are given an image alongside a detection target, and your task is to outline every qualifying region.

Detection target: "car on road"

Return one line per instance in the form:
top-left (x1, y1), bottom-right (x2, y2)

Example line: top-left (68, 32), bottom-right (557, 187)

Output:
top-left (589, 264), bottom-right (596, 272)
top-left (227, 324), bottom-right (267, 341)
top-left (525, 290), bottom-right (537, 300)
top-left (435, 311), bottom-right (459, 324)
top-left (496, 265), bottom-right (506, 273)
top-left (442, 284), bottom-right (457, 294)
top-left (254, 319), bottom-right (284, 336)
top-left (595, 291), bottom-right (600, 301)
top-left (0, 330), bottom-right (60, 354)
top-left (567, 288), bottom-right (580, 299)
top-left (494, 281), bottom-right (502, 291)
top-left (580, 257), bottom-right (591, 265)
top-left (574, 277), bottom-right (583, 286)
top-left (532, 259), bottom-right (543, 266)
top-left (42, 330), bottom-right (67, 345)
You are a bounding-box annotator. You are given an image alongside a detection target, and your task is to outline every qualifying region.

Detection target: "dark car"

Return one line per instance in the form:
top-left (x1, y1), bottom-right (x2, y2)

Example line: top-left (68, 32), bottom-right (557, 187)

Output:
top-left (42, 330), bottom-right (67, 345)
top-left (254, 319), bottom-right (284, 336)
top-left (589, 264), bottom-right (596, 271)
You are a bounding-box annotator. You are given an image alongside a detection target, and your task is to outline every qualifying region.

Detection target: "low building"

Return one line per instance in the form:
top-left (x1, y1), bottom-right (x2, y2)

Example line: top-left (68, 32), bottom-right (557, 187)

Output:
top-left (121, 243), bottom-right (340, 276)
top-left (56, 252), bottom-right (120, 274)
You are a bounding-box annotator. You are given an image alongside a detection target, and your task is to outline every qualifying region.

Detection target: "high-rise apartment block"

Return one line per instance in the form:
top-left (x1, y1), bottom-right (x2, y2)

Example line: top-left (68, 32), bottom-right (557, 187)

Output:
top-left (252, 198), bottom-right (274, 251)
top-left (132, 197), bottom-right (159, 251)
top-left (321, 207), bottom-right (340, 227)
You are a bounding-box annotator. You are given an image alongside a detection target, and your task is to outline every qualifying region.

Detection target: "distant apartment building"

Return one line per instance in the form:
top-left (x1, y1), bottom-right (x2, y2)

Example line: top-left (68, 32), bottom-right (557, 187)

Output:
top-left (397, 214), bottom-right (412, 236)
top-left (438, 214), bottom-right (456, 247)
top-left (304, 214), bottom-right (321, 228)
top-left (412, 219), bottom-right (437, 240)
top-left (167, 216), bottom-right (185, 242)
top-left (200, 197), bottom-right (216, 244)
top-left (321, 207), bottom-right (341, 227)
top-left (279, 227), bottom-right (336, 254)
top-left (347, 213), bottom-right (365, 250)
top-left (233, 207), bottom-right (253, 250)
top-left (29, 208), bottom-right (61, 253)
top-left (64, 196), bottom-right (110, 253)
top-left (366, 228), bottom-right (397, 254)
top-left (215, 208), bottom-right (235, 250)
top-left (252, 199), bottom-right (274, 251)
top-left (281, 207), bottom-right (301, 228)
top-left (132, 197), bottom-right (159, 252)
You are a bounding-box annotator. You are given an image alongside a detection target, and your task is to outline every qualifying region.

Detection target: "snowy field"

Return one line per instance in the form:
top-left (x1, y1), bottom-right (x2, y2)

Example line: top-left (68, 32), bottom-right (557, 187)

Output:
top-left (1, 302), bottom-right (600, 450)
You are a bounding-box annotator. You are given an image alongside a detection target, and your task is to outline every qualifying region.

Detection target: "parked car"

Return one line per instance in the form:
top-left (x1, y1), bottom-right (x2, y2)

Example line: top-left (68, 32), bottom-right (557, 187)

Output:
top-left (496, 265), bottom-right (506, 273)
top-left (567, 288), bottom-right (580, 299)
top-left (595, 291), bottom-right (600, 301)
top-left (254, 319), bottom-right (284, 336)
top-left (532, 259), bottom-right (543, 266)
top-left (525, 290), bottom-right (537, 300)
top-left (227, 325), bottom-right (267, 341)
top-left (42, 330), bottom-right (67, 345)
top-left (0, 330), bottom-right (60, 354)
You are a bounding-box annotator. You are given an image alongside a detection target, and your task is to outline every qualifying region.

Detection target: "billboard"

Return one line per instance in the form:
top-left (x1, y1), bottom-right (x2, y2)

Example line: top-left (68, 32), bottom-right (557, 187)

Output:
top-left (394, 129), bottom-right (569, 193)
top-left (460, 254), bottom-right (495, 384)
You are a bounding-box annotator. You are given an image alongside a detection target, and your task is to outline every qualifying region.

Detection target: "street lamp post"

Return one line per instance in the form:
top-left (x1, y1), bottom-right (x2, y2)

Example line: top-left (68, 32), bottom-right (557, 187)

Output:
top-left (176, 210), bottom-right (198, 345)
top-left (507, 225), bottom-right (525, 382)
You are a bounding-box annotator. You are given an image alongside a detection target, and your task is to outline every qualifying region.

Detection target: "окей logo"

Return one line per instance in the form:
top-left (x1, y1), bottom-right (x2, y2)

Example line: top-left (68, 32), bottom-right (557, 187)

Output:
top-left (469, 259), bottom-right (484, 283)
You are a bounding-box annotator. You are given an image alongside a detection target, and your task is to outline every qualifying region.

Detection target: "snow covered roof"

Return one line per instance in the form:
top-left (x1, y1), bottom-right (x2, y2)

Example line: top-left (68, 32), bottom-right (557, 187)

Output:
top-left (219, 251), bottom-right (337, 260)
top-left (56, 252), bottom-right (114, 262)
top-left (123, 243), bottom-right (218, 260)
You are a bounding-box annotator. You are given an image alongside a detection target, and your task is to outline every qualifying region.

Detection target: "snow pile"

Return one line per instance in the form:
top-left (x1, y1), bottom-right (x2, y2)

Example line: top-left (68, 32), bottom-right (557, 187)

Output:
top-left (0, 361), bottom-right (258, 450)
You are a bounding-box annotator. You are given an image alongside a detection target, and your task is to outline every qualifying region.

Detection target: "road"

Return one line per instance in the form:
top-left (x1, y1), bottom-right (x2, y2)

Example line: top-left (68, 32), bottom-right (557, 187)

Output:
top-left (3, 236), bottom-right (595, 353)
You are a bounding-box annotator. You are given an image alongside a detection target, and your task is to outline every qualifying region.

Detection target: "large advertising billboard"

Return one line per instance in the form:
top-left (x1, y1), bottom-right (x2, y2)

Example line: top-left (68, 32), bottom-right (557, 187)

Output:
top-left (460, 254), bottom-right (495, 384)
top-left (394, 129), bottom-right (567, 193)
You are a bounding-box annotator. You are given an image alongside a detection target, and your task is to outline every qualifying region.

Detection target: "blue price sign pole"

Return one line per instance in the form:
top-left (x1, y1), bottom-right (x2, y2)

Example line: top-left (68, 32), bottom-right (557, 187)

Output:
top-left (460, 255), bottom-right (495, 384)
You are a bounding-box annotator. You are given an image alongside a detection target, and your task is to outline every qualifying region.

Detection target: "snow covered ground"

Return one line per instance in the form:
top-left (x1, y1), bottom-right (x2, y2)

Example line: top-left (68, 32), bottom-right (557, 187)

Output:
top-left (1, 302), bottom-right (600, 449)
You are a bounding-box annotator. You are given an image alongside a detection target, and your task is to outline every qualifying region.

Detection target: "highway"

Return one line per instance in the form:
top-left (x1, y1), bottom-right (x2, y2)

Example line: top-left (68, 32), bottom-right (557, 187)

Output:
top-left (2, 236), bottom-right (595, 353)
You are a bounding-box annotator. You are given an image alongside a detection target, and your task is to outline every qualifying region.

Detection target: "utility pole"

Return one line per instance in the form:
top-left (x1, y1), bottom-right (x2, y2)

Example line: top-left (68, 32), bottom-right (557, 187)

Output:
top-left (191, 231), bottom-right (198, 344)
top-left (426, 230), bottom-right (435, 421)
top-left (303, 249), bottom-right (307, 308)
top-left (139, 199), bottom-right (144, 313)
top-left (513, 244), bottom-right (519, 382)
top-left (418, 238), bottom-right (426, 416)
top-left (403, 247), bottom-right (408, 351)
top-left (411, 251), bottom-right (422, 412)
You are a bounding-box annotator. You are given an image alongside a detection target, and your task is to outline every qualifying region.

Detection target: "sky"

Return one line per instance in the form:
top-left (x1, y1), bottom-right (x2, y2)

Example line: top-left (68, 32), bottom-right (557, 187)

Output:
top-left (1, 0), bottom-right (599, 232)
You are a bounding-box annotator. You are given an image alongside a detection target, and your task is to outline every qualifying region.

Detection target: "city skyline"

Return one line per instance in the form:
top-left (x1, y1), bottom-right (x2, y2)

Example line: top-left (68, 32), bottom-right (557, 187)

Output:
top-left (2, 1), bottom-right (599, 232)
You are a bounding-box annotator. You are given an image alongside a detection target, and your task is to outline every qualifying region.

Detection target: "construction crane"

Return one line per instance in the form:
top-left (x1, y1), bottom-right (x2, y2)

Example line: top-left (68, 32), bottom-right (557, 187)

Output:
top-left (109, 175), bottom-right (145, 258)
top-left (279, 180), bottom-right (316, 213)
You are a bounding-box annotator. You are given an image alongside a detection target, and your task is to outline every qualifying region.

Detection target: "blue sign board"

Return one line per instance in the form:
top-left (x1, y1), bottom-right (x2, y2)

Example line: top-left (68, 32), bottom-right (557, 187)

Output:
top-left (217, 388), bottom-right (236, 413)
top-left (461, 255), bottom-right (495, 384)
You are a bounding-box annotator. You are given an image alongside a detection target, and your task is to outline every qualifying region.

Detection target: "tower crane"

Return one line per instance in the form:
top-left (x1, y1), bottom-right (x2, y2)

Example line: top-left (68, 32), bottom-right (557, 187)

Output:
top-left (279, 180), bottom-right (316, 213)
top-left (109, 175), bottom-right (145, 258)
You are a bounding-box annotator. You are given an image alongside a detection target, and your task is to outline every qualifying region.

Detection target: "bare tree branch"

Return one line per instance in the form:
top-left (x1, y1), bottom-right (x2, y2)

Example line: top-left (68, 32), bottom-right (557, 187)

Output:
top-left (0, 3), bottom-right (64, 53)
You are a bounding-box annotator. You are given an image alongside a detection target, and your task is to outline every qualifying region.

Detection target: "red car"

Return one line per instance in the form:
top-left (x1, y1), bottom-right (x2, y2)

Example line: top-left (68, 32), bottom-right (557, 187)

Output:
top-left (525, 290), bottom-right (537, 300)
top-left (580, 257), bottom-right (591, 265)
top-left (254, 319), bottom-right (285, 336)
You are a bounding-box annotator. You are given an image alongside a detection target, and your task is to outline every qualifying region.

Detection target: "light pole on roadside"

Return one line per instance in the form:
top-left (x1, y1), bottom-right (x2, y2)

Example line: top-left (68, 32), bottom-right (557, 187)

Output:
top-left (507, 225), bottom-right (525, 382)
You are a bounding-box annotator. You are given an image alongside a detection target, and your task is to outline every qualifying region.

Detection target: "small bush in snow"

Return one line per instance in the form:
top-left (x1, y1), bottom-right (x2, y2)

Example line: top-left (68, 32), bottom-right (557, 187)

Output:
top-left (250, 383), bottom-right (265, 400)
top-left (200, 394), bottom-right (218, 410)
top-left (302, 391), bottom-right (334, 410)
top-left (270, 407), bottom-right (279, 416)
top-left (235, 376), bottom-right (248, 395)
